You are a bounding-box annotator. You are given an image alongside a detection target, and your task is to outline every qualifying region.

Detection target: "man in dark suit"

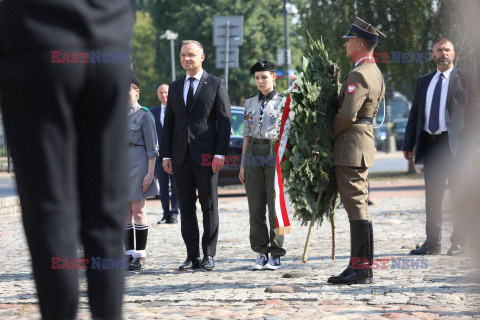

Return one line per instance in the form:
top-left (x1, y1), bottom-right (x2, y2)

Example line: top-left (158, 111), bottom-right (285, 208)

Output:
top-left (150, 84), bottom-right (179, 224)
top-left (403, 37), bottom-right (479, 256)
top-left (161, 40), bottom-right (231, 271)
top-left (0, 0), bottom-right (131, 319)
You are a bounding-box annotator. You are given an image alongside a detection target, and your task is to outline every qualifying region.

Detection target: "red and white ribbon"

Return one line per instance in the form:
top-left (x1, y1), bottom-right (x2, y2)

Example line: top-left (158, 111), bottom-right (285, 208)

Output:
top-left (274, 93), bottom-right (293, 235)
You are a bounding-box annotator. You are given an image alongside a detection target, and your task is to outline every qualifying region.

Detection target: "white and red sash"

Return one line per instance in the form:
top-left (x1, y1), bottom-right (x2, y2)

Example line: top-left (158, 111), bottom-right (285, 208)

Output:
top-left (274, 94), bottom-right (293, 235)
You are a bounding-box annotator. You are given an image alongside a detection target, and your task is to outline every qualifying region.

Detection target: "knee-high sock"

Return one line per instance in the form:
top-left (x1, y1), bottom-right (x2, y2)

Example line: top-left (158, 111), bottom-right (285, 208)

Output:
top-left (135, 224), bottom-right (148, 251)
top-left (123, 224), bottom-right (134, 252)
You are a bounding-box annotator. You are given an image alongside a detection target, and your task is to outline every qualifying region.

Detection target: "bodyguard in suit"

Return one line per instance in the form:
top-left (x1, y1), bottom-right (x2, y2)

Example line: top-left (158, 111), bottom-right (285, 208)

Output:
top-left (0, 0), bottom-right (131, 318)
top-left (161, 40), bottom-right (231, 271)
top-left (150, 84), bottom-right (179, 224)
top-left (328, 17), bottom-right (386, 285)
top-left (403, 37), bottom-right (479, 256)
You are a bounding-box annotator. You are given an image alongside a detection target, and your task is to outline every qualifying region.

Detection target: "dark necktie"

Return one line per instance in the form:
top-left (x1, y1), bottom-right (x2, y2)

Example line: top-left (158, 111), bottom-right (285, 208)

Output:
top-left (428, 73), bottom-right (444, 134)
top-left (186, 77), bottom-right (195, 111)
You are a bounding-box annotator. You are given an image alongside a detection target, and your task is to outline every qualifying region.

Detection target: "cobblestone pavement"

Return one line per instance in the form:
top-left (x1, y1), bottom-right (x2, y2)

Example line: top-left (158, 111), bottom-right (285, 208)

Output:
top-left (1, 183), bottom-right (479, 319)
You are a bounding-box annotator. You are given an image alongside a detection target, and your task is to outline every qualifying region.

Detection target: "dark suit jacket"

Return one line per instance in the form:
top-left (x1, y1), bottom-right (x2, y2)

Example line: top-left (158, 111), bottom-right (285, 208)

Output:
top-left (160, 71), bottom-right (231, 166)
top-left (150, 105), bottom-right (164, 160)
top-left (403, 67), bottom-right (479, 163)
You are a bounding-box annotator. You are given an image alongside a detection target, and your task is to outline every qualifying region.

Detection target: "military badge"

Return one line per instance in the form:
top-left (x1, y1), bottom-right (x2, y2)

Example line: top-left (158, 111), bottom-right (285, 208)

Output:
top-left (347, 84), bottom-right (357, 93)
top-left (244, 110), bottom-right (255, 125)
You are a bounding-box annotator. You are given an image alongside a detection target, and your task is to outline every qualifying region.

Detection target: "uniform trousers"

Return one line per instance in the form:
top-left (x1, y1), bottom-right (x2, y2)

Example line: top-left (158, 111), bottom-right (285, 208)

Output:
top-left (334, 166), bottom-right (371, 221)
top-left (244, 140), bottom-right (285, 257)
top-left (0, 49), bottom-right (129, 319)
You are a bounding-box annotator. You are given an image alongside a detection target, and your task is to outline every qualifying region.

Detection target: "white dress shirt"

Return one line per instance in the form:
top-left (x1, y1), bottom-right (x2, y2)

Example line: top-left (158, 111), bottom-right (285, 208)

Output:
top-left (424, 66), bottom-right (453, 134)
top-left (160, 104), bottom-right (166, 127)
top-left (183, 69), bottom-right (204, 105)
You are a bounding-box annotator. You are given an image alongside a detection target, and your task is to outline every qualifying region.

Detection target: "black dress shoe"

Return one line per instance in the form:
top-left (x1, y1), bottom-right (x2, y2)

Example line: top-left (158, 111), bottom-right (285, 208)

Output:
top-left (327, 266), bottom-right (372, 285)
top-left (157, 216), bottom-right (167, 224)
top-left (179, 257), bottom-right (201, 270)
top-left (128, 257), bottom-right (145, 271)
top-left (410, 242), bottom-right (441, 255)
top-left (447, 244), bottom-right (465, 256)
top-left (200, 255), bottom-right (215, 270)
top-left (166, 216), bottom-right (178, 224)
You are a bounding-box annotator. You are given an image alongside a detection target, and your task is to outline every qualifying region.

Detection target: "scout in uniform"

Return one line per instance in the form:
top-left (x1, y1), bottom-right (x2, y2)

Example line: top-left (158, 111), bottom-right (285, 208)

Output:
top-left (328, 18), bottom-right (386, 284)
top-left (124, 76), bottom-right (159, 271)
top-left (239, 60), bottom-right (286, 270)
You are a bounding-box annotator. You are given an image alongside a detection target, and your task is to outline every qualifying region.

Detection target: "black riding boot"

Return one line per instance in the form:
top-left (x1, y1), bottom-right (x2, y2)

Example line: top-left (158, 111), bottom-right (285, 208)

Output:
top-left (327, 220), bottom-right (373, 284)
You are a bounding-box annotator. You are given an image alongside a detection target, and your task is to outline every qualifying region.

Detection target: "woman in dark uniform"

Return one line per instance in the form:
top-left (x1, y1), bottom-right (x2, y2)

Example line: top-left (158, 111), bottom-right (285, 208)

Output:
top-left (239, 60), bottom-right (286, 270)
top-left (124, 76), bottom-right (159, 270)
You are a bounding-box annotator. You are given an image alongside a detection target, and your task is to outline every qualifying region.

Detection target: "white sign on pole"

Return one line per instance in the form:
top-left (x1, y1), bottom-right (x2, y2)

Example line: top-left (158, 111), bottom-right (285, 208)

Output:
top-left (213, 16), bottom-right (243, 47)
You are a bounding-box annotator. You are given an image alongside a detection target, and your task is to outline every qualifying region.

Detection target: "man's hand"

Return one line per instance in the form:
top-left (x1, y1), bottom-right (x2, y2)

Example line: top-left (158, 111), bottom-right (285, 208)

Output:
top-left (403, 151), bottom-right (413, 161)
top-left (162, 159), bottom-right (173, 174)
top-left (212, 157), bottom-right (225, 173)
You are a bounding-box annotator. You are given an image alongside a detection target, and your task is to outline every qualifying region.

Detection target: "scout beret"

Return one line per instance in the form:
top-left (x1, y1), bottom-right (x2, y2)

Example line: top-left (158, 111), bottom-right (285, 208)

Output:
top-left (250, 60), bottom-right (276, 74)
top-left (131, 75), bottom-right (141, 89)
top-left (343, 17), bottom-right (386, 44)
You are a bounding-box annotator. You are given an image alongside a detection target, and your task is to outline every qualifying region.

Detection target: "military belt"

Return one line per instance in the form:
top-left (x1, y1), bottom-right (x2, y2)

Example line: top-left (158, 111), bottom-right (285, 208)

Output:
top-left (354, 117), bottom-right (374, 125)
top-left (252, 138), bottom-right (270, 144)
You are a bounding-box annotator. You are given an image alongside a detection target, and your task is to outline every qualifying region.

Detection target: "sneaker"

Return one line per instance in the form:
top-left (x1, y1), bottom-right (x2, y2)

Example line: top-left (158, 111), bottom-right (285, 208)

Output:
top-left (252, 253), bottom-right (269, 270)
top-left (264, 256), bottom-right (281, 270)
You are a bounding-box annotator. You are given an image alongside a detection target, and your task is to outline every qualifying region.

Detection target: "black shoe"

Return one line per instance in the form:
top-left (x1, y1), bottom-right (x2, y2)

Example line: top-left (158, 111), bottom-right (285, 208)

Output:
top-left (200, 255), bottom-right (215, 270)
top-left (447, 244), bottom-right (465, 256)
top-left (328, 220), bottom-right (373, 285)
top-left (157, 216), bottom-right (167, 224)
top-left (328, 266), bottom-right (372, 284)
top-left (166, 216), bottom-right (178, 224)
top-left (179, 257), bottom-right (201, 270)
top-left (410, 242), bottom-right (441, 255)
top-left (128, 257), bottom-right (145, 271)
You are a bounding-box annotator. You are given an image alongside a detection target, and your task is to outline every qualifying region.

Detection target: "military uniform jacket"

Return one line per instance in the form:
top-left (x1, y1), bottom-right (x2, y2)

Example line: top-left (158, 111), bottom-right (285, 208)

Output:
top-left (242, 90), bottom-right (284, 139)
top-left (333, 61), bottom-right (385, 167)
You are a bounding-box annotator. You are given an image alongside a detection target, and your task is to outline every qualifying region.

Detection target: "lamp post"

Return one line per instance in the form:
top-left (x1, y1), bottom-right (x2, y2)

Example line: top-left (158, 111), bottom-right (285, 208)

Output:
top-left (283, 0), bottom-right (291, 87)
top-left (160, 30), bottom-right (178, 82)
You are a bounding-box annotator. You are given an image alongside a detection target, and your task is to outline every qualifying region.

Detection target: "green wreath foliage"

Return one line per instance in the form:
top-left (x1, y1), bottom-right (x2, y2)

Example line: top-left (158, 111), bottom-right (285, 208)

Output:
top-left (282, 34), bottom-right (340, 226)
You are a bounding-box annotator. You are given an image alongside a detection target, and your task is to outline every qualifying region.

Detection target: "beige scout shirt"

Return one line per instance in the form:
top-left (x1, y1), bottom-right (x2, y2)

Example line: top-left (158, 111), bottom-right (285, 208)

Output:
top-left (242, 90), bottom-right (284, 139)
top-left (333, 61), bottom-right (385, 167)
top-left (128, 102), bottom-right (159, 159)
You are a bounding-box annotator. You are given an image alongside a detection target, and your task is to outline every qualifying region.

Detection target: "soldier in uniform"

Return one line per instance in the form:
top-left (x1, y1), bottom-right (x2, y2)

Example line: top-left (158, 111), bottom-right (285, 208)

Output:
top-left (239, 60), bottom-right (286, 270)
top-left (328, 18), bottom-right (386, 285)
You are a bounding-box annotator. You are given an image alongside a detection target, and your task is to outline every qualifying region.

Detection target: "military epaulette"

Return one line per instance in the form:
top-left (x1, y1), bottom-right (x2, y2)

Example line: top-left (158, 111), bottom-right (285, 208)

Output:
top-left (276, 93), bottom-right (284, 98)
top-left (246, 93), bottom-right (258, 99)
top-left (141, 107), bottom-right (149, 111)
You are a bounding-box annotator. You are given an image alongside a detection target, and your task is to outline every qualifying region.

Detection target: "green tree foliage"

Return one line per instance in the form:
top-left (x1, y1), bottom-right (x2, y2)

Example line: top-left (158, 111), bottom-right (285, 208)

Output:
top-left (292, 0), bottom-right (439, 96)
top-left (281, 35), bottom-right (339, 226)
top-left (131, 10), bottom-right (162, 108)
top-left (134, 0), bottom-right (302, 105)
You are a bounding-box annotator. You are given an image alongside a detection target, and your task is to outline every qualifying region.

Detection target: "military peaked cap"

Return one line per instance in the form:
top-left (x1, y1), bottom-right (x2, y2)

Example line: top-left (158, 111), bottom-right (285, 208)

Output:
top-left (343, 17), bottom-right (386, 44)
top-left (250, 60), bottom-right (276, 74)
